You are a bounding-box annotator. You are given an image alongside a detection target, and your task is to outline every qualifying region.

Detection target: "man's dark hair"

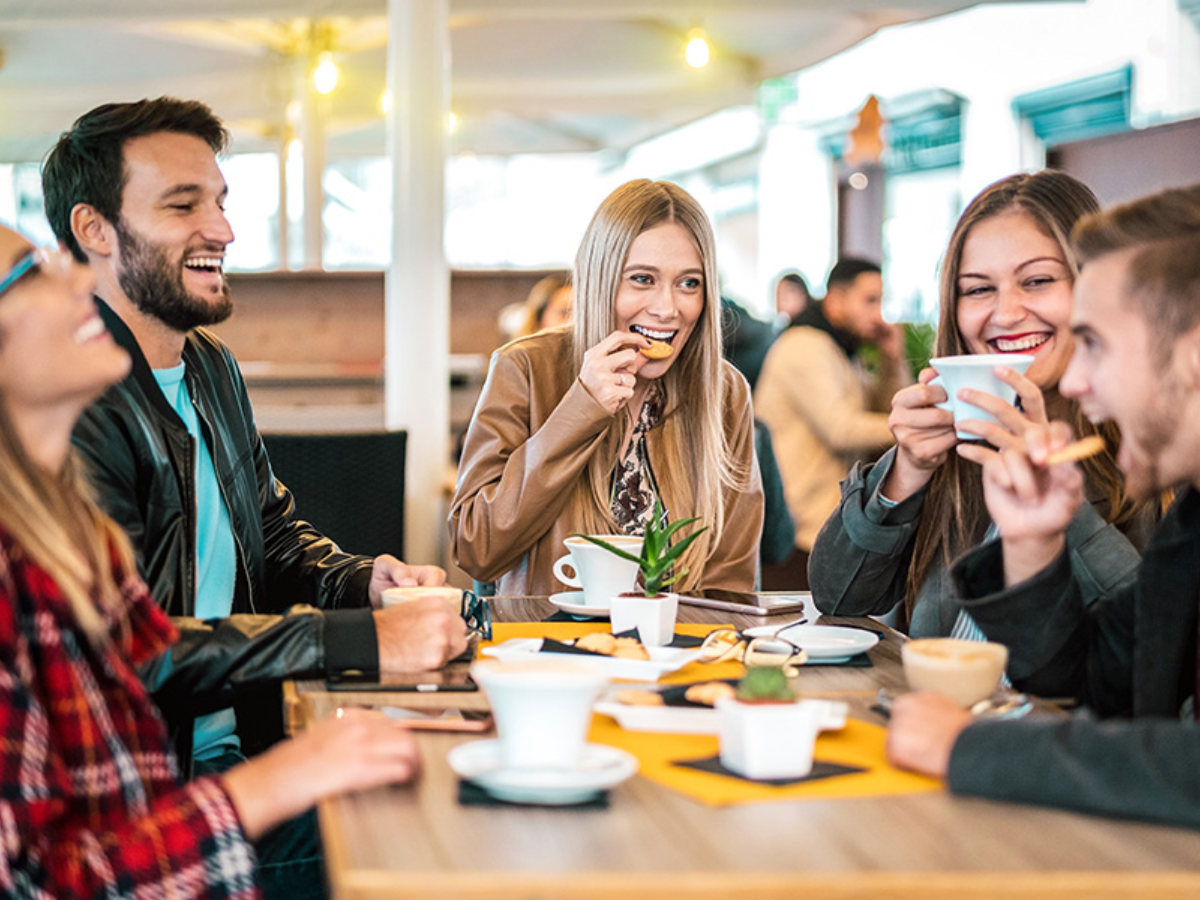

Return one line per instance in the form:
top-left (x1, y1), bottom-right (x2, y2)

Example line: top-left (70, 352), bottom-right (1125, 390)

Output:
top-left (42, 97), bottom-right (229, 261)
top-left (826, 257), bottom-right (881, 292)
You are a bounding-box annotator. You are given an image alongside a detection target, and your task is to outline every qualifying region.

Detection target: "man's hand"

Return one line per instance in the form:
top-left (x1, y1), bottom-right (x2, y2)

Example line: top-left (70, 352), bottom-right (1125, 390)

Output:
top-left (886, 692), bottom-right (973, 778)
top-left (373, 598), bottom-right (469, 673)
top-left (956, 420), bottom-right (1083, 587)
top-left (368, 554), bottom-right (447, 607)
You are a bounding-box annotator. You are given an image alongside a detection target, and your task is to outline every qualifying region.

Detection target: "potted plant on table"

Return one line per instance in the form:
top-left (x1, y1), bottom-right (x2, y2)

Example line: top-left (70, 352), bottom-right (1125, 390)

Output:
top-left (717, 666), bottom-right (819, 780)
top-left (573, 500), bottom-right (706, 645)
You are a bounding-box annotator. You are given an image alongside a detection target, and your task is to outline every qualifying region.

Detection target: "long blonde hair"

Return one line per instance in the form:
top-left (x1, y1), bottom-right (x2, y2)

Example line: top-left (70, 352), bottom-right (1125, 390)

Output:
top-left (570, 179), bottom-right (747, 589)
top-left (905, 171), bottom-right (1138, 619)
top-left (0, 408), bottom-right (133, 644)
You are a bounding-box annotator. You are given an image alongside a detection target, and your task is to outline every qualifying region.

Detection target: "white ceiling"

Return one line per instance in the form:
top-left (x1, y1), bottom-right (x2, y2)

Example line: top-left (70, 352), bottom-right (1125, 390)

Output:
top-left (0, 0), bottom-right (1046, 163)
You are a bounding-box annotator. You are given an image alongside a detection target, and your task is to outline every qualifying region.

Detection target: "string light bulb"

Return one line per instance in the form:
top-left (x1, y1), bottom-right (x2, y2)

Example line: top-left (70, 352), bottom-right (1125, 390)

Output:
top-left (313, 51), bottom-right (339, 95)
top-left (684, 27), bottom-right (711, 69)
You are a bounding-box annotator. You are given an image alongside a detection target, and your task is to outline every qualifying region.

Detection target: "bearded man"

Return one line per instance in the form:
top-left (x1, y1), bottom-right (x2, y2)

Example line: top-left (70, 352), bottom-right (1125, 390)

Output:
top-left (42, 97), bottom-right (466, 900)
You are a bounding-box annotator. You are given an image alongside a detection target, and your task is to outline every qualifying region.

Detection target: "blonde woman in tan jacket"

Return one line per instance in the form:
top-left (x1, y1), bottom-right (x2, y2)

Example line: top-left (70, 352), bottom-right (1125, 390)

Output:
top-left (450, 180), bottom-right (763, 596)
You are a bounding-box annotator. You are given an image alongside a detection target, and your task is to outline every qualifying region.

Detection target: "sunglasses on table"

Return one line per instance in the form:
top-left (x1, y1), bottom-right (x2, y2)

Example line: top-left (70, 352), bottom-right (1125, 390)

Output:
top-left (697, 627), bottom-right (807, 674)
top-left (0, 246), bottom-right (75, 299)
top-left (460, 589), bottom-right (492, 642)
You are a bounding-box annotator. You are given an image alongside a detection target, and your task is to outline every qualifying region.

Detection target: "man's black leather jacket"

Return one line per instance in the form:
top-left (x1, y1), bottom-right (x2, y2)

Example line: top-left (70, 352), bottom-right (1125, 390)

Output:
top-left (72, 298), bottom-right (381, 772)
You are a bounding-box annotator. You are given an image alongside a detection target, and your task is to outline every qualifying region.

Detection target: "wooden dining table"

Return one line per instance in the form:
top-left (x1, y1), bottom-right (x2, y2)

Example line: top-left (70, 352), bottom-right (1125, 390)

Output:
top-left (288, 596), bottom-right (1200, 900)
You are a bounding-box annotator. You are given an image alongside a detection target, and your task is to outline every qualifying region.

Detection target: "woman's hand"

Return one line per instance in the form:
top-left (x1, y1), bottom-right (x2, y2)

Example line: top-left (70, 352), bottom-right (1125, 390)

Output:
top-left (957, 420), bottom-right (1084, 587)
top-left (578, 331), bottom-right (650, 416)
top-left (883, 368), bottom-right (959, 501)
top-left (953, 364), bottom-right (1048, 449)
top-left (221, 709), bottom-right (422, 840)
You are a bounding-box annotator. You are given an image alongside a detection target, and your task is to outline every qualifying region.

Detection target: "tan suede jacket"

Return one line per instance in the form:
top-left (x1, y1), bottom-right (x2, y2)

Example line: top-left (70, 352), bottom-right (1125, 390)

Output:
top-left (450, 330), bottom-right (763, 596)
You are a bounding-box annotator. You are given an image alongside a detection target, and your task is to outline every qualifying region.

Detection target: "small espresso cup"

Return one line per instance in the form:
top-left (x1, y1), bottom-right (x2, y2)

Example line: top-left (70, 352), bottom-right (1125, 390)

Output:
top-left (470, 660), bottom-right (609, 769)
top-left (552, 535), bottom-right (642, 607)
top-left (380, 585), bottom-right (464, 611)
top-left (929, 354), bottom-right (1034, 440)
top-left (901, 638), bottom-right (1009, 707)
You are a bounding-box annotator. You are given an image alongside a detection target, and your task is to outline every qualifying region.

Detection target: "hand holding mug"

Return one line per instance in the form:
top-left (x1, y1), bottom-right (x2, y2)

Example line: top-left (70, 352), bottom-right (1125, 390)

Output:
top-left (883, 368), bottom-right (959, 501)
top-left (951, 363), bottom-right (1048, 450)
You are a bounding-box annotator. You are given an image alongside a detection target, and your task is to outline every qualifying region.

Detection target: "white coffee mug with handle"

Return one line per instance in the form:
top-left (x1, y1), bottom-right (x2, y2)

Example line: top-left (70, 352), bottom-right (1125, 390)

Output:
top-left (930, 354), bottom-right (1034, 440)
top-left (552, 535), bottom-right (642, 608)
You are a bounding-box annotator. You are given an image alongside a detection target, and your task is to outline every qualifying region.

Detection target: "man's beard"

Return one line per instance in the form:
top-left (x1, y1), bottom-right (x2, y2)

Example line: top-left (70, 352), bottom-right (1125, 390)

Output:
top-left (1122, 372), bottom-right (1182, 502)
top-left (114, 220), bottom-right (233, 332)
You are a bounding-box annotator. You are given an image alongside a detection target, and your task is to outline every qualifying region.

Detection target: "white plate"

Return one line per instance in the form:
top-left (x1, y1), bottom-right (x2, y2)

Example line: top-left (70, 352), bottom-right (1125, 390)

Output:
top-left (743, 624), bottom-right (879, 660)
top-left (447, 739), bottom-right (637, 804)
top-left (595, 693), bottom-right (848, 735)
top-left (548, 590), bottom-right (610, 617)
top-left (481, 638), bottom-right (701, 682)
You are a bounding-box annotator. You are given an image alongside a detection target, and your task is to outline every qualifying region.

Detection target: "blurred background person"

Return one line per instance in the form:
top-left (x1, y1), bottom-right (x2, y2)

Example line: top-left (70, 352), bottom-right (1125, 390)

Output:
top-left (774, 269), bottom-right (812, 328)
top-left (755, 257), bottom-right (909, 590)
top-left (809, 171), bottom-right (1154, 636)
top-left (452, 179), bottom-right (763, 595)
top-left (497, 271), bottom-right (574, 343)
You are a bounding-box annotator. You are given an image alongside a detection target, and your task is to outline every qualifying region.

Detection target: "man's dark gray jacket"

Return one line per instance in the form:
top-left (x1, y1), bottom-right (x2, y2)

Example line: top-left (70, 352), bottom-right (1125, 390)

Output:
top-left (72, 298), bottom-right (380, 772)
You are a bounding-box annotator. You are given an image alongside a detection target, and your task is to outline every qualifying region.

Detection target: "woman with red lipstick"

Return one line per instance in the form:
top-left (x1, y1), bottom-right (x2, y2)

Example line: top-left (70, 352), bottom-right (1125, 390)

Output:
top-left (809, 172), bottom-right (1156, 636)
top-left (0, 222), bottom-right (423, 898)
top-left (451, 180), bottom-right (763, 596)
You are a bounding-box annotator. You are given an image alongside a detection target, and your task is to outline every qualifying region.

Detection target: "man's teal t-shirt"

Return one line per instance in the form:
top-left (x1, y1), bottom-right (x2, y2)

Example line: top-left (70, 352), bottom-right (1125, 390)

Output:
top-left (153, 363), bottom-right (240, 760)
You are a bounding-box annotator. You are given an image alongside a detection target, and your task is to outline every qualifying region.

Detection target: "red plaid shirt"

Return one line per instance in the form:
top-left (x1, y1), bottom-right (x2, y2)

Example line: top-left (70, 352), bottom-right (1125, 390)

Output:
top-left (0, 529), bottom-right (260, 899)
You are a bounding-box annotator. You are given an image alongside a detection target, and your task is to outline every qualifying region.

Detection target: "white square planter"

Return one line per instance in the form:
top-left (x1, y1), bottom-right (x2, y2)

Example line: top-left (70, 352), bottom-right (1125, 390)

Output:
top-left (717, 698), bottom-right (822, 780)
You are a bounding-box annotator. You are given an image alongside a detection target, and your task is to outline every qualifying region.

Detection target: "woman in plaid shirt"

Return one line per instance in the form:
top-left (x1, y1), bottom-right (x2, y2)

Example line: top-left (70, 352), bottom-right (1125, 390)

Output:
top-left (0, 222), bottom-right (422, 898)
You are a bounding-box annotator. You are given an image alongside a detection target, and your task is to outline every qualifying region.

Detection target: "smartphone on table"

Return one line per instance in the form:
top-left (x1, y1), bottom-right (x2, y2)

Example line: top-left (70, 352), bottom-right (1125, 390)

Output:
top-left (325, 661), bottom-right (478, 693)
top-left (677, 589), bottom-right (811, 617)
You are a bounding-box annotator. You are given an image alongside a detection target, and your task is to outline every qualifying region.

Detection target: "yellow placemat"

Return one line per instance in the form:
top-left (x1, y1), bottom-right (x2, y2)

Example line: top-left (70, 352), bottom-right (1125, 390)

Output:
top-left (588, 714), bottom-right (940, 807)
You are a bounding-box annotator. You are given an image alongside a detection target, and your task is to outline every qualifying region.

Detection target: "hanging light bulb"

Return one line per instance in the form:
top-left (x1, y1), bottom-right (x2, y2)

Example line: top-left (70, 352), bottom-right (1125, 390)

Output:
top-left (684, 27), bottom-right (711, 69)
top-left (447, 111), bottom-right (458, 134)
top-left (379, 89), bottom-right (392, 115)
top-left (313, 50), bottom-right (340, 95)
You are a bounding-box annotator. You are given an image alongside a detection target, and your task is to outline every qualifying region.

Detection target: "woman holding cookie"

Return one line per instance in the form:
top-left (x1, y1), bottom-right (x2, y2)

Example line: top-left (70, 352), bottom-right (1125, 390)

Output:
top-left (451, 179), bottom-right (763, 596)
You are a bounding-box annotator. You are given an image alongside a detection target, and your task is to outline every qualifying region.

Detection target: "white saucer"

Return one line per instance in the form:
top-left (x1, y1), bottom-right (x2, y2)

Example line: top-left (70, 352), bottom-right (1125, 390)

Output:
top-left (743, 624), bottom-right (879, 660)
top-left (594, 694), bottom-right (847, 735)
top-left (481, 638), bottom-right (701, 682)
top-left (549, 590), bottom-right (610, 618)
top-left (447, 739), bottom-right (637, 804)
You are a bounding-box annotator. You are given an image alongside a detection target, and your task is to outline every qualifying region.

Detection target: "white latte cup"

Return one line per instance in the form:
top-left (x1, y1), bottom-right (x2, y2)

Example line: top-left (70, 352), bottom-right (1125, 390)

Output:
top-left (901, 638), bottom-right (1008, 707)
top-left (552, 535), bottom-right (642, 607)
top-left (380, 585), bottom-right (464, 611)
top-left (930, 354), bottom-right (1034, 440)
top-left (470, 660), bottom-right (608, 769)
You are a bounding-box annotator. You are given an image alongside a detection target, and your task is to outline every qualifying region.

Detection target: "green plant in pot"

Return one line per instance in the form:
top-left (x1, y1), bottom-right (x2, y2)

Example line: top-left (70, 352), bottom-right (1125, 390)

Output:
top-left (574, 499), bottom-right (707, 597)
top-left (735, 666), bottom-right (798, 704)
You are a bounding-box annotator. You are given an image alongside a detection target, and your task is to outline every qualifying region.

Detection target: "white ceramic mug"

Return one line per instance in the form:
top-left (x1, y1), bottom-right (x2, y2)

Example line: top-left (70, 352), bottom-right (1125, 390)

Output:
top-left (470, 660), bottom-right (609, 769)
top-left (609, 592), bottom-right (678, 647)
top-left (380, 585), bottom-right (464, 611)
top-left (552, 535), bottom-right (642, 607)
top-left (929, 354), bottom-right (1034, 440)
top-left (901, 638), bottom-right (1009, 707)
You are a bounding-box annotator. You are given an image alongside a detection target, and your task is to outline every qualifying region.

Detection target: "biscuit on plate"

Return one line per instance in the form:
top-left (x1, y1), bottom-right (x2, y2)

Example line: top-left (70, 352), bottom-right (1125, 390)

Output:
top-left (684, 682), bottom-right (736, 706)
top-left (575, 633), bottom-right (617, 655)
top-left (616, 689), bottom-right (664, 706)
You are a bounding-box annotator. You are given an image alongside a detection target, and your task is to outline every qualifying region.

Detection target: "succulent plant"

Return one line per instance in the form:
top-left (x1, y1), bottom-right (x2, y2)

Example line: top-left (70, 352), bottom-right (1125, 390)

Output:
top-left (735, 666), bottom-right (797, 703)
top-left (574, 499), bottom-right (707, 596)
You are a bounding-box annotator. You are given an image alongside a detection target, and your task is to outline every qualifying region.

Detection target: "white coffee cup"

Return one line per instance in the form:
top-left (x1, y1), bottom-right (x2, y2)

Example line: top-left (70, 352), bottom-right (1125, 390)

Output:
top-left (609, 593), bottom-right (678, 647)
top-left (470, 660), bottom-right (608, 769)
top-left (552, 535), bottom-right (642, 607)
top-left (380, 585), bottom-right (464, 611)
top-left (901, 638), bottom-right (1009, 707)
top-left (930, 354), bottom-right (1034, 440)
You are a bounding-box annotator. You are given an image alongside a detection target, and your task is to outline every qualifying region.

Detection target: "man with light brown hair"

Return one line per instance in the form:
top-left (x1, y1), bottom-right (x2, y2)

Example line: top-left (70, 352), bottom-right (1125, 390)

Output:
top-left (888, 183), bottom-right (1200, 829)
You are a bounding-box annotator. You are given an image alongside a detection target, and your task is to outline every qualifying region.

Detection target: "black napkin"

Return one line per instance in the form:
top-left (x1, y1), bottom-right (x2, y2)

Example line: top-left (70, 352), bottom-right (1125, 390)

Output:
top-left (457, 779), bottom-right (610, 809)
top-left (805, 652), bottom-right (873, 668)
top-left (673, 755), bottom-right (866, 787)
